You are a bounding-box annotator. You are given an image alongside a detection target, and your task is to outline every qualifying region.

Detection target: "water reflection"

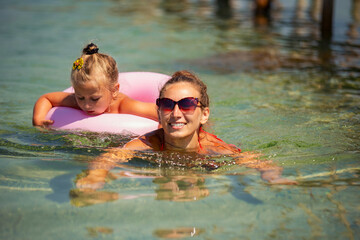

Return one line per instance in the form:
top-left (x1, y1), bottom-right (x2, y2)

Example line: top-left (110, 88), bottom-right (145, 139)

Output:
top-left (161, 0), bottom-right (191, 13)
top-left (1, 0), bottom-right (359, 238)
top-left (69, 172), bottom-right (209, 207)
top-left (296, 165), bottom-right (359, 239)
top-left (86, 226), bottom-right (114, 238)
top-left (347, 0), bottom-right (360, 39)
top-left (70, 188), bottom-right (120, 207)
top-left (253, 0), bottom-right (273, 27)
top-left (215, 0), bottom-right (233, 19)
top-left (154, 227), bottom-right (204, 239)
top-left (310, 0), bottom-right (322, 22)
top-left (297, 166), bottom-right (360, 187)
top-left (228, 175), bottom-right (263, 204)
top-left (185, 48), bottom-right (321, 73)
top-left (68, 165), bottom-right (359, 208)
top-left (154, 174), bottom-right (209, 201)
top-left (124, 0), bottom-right (359, 80)
top-left (108, 1), bottom-right (359, 46)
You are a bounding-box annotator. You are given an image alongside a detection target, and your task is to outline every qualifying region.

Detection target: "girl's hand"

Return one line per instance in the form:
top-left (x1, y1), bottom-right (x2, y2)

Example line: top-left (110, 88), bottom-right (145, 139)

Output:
top-left (32, 92), bottom-right (77, 127)
top-left (39, 119), bottom-right (54, 127)
top-left (33, 117), bottom-right (54, 127)
top-left (33, 120), bottom-right (54, 132)
top-left (41, 119), bottom-right (54, 126)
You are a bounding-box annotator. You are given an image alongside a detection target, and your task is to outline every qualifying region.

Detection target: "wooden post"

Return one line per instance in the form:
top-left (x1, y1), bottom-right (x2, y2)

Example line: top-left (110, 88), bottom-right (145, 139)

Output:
top-left (254, 0), bottom-right (272, 26)
top-left (254, 0), bottom-right (272, 16)
top-left (321, 0), bottom-right (334, 41)
top-left (216, 0), bottom-right (232, 19)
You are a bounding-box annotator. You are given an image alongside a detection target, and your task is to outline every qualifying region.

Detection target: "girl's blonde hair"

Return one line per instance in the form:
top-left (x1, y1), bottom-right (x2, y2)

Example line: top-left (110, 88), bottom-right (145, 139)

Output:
top-left (71, 43), bottom-right (118, 92)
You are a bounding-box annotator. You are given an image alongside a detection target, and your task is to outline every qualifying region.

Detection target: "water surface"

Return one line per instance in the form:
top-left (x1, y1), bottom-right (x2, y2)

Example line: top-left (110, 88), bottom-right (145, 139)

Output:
top-left (0, 0), bottom-right (359, 239)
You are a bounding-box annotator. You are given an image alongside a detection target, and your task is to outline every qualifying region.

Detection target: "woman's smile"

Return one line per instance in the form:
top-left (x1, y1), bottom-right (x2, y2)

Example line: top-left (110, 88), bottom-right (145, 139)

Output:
top-left (169, 122), bottom-right (186, 129)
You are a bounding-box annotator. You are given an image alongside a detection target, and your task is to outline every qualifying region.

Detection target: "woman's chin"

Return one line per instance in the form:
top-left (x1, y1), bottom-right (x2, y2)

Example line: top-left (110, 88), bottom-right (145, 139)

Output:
top-left (165, 128), bottom-right (186, 139)
top-left (166, 128), bottom-right (197, 142)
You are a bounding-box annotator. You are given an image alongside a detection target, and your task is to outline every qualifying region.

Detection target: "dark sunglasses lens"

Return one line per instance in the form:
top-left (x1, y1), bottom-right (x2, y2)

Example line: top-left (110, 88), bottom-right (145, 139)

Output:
top-left (178, 98), bottom-right (198, 112)
top-left (159, 98), bottom-right (175, 112)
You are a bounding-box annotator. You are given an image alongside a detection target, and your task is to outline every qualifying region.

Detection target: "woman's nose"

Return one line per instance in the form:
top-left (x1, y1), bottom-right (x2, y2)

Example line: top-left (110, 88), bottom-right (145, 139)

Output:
top-left (171, 104), bottom-right (183, 117)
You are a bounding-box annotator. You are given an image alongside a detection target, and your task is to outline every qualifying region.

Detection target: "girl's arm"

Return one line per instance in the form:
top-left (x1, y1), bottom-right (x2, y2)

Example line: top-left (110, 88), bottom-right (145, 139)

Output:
top-left (118, 96), bottom-right (158, 121)
top-left (32, 92), bottom-right (78, 126)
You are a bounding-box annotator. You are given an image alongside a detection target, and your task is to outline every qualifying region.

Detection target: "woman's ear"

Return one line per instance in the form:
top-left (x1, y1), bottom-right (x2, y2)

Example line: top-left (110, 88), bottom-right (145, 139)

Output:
top-left (200, 107), bottom-right (210, 125)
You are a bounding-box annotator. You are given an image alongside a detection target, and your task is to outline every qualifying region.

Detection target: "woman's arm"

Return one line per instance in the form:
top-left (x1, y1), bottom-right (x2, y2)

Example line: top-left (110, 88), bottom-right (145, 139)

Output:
top-left (118, 96), bottom-right (158, 121)
top-left (76, 148), bottom-right (135, 190)
top-left (76, 138), bottom-right (152, 190)
top-left (234, 152), bottom-right (297, 185)
top-left (32, 92), bottom-right (78, 126)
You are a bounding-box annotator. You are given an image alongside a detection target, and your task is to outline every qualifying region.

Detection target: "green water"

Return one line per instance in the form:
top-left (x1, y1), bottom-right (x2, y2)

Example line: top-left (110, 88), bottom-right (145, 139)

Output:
top-left (0, 0), bottom-right (359, 239)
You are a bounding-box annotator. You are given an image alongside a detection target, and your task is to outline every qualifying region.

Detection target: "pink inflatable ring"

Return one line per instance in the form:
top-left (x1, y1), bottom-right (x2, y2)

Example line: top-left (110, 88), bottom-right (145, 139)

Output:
top-left (45, 72), bottom-right (170, 135)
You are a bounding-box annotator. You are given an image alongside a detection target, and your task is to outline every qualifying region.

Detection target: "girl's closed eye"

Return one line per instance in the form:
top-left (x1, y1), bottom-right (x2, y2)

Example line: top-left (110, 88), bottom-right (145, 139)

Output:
top-left (91, 97), bottom-right (100, 102)
top-left (77, 96), bottom-right (85, 101)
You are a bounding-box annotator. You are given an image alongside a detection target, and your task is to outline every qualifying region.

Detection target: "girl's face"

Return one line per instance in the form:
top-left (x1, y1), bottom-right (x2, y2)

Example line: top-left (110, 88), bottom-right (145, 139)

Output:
top-left (74, 81), bottom-right (113, 115)
top-left (158, 82), bottom-right (209, 148)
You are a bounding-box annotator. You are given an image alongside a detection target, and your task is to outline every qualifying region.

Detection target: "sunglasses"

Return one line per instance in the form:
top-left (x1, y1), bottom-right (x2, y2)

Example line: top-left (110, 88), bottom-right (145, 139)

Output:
top-left (156, 97), bottom-right (202, 114)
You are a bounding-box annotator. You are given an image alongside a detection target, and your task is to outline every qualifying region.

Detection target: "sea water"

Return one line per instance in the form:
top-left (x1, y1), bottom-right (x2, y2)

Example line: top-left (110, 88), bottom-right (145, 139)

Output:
top-left (0, 0), bottom-right (359, 239)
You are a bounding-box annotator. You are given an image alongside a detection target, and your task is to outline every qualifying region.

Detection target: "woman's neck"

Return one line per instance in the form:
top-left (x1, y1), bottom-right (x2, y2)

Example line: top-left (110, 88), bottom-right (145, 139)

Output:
top-left (163, 132), bottom-right (200, 152)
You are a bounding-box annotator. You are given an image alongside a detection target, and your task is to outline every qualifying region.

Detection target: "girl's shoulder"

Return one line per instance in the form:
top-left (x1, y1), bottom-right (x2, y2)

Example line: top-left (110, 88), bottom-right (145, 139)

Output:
top-left (112, 93), bottom-right (128, 113)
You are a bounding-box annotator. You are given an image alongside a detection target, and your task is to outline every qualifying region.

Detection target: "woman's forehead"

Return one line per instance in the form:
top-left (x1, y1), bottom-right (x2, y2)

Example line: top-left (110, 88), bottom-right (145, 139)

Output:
top-left (163, 82), bottom-right (200, 99)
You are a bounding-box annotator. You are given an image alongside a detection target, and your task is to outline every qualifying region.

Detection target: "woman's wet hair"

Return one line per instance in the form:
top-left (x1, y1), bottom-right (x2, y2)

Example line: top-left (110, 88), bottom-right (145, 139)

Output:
top-left (71, 43), bottom-right (118, 91)
top-left (159, 70), bottom-right (209, 108)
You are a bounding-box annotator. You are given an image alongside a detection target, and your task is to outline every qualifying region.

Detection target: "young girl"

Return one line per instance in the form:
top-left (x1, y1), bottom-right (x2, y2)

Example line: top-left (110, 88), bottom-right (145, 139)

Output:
top-left (76, 70), bottom-right (297, 190)
top-left (32, 43), bottom-right (158, 127)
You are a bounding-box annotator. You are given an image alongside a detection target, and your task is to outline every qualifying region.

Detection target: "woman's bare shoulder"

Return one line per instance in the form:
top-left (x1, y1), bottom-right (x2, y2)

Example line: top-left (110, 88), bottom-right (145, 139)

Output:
top-left (124, 129), bottom-right (164, 151)
top-left (123, 138), bottom-right (151, 150)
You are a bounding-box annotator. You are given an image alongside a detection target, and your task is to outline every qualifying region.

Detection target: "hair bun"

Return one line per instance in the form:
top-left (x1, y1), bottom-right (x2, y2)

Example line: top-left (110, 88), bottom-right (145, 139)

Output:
top-left (83, 43), bottom-right (99, 55)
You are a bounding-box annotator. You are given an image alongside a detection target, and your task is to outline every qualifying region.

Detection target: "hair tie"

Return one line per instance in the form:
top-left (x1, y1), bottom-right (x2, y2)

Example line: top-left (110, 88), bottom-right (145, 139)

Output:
top-left (86, 48), bottom-right (99, 55)
top-left (72, 57), bottom-right (84, 70)
top-left (85, 43), bottom-right (99, 55)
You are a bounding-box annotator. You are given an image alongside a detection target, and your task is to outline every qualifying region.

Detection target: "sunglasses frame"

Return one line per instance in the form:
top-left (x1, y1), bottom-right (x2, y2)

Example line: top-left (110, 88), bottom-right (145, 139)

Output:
top-left (156, 97), bottom-right (202, 114)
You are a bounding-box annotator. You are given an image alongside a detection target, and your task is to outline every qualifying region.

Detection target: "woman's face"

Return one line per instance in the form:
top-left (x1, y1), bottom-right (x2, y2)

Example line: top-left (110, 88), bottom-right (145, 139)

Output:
top-left (158, 82), bottom-right (209, 147)
top-left (74, 81), bottom-right (113, 115)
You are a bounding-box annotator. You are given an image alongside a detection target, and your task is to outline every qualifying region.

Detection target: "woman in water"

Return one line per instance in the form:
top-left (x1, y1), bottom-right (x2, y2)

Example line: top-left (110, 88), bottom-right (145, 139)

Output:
top-left (76, 70), bottom-right (296, 190)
